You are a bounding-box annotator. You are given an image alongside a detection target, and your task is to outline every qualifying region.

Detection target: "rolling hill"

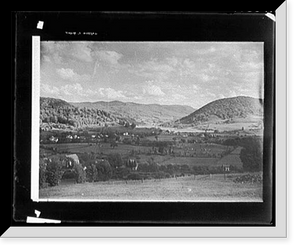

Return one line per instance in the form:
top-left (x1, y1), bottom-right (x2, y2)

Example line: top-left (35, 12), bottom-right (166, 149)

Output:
top-left (162, 96), bottom-right (264, 130)
top-left (177, 96), bottom-right (263, 124)
top-left (40, 97), bottom-right (195, 130)
top-left (70, 100), bottom-right (195, 125)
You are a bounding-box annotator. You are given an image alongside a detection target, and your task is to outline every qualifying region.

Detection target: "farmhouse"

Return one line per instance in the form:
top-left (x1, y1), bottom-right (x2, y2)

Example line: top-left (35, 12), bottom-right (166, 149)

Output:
top-left (66, 135), bottom-right (73, 140)
top-left (66, 154), bottom-right (80, 165)
top-left (222, 164), bottom-right (230, 172)
top-left (49, 136), bottom-right (58, 143)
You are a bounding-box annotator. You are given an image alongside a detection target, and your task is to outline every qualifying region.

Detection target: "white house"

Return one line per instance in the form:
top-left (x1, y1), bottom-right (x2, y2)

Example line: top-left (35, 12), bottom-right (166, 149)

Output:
top-left (49, 136), bottom-right (58, 143)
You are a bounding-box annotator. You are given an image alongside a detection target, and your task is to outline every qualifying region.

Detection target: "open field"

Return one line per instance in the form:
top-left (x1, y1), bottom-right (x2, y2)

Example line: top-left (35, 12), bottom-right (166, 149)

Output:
top-left (39, 173), bottom-right (262, 202)
top-left (42, 142), bottom-right (151, 156)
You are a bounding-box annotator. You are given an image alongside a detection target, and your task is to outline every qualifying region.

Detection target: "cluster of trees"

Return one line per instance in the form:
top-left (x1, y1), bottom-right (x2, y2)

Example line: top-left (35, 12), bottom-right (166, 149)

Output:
top-left (39, 156), bottom-right (86, 188)
top-left (223, 136), bottom-right (263, 172)
top-left (40, 149), bottom-right (246, 189)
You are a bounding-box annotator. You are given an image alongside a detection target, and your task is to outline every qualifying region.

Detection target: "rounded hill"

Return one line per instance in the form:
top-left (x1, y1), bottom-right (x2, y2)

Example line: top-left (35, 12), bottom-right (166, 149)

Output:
top-left (177, 96), bottom-right (263, 124)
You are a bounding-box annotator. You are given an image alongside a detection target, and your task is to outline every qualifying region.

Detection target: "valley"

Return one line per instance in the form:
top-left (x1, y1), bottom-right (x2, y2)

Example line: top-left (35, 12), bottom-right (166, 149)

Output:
top-left (38, 96), bottom-right (264, 201)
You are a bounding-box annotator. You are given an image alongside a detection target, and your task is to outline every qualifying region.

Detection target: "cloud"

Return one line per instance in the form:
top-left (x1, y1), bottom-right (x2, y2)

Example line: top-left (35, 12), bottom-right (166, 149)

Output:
top-left (130, 59), bottom-right (175, 81)
top-left (98, 87), bottom-right (126, 99)
top-left (143, 83), bottom-right (165, 97)
top-left (166, 57), bottom-right (179, 67)
top-left (197, 73), bottom-right (217, 82)
top-left (60, 83), bottom-right (91, 96)
top-left (41, 84), bottom-right (60, 95)
top-left (228, 90), bottom-right (237, 97)
top-left (57, 68), bottom-right (77, 80)
top-left (41, 42), bottom-right (94, 64)
top-left (94, 50), bottom-right (123, 65)
top-left (41, 82), bottom-right (127, 101)
top-left (70, 43), bottom-right (93, 62)
top-left (172, 93), bottom-right (186, 100)
top-left (56, 68), bottom-right (90, 82)
top-left (41, 83), bottom-right (91, 99)
top-left (196, 46), bottom-right (217, 55)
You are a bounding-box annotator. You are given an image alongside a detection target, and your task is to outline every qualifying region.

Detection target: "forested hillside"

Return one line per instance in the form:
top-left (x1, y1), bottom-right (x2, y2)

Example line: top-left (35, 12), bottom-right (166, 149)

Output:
top-left (71, 100), bottom-right (195, 125)
top-left (40, 97), bottom-right (130, 129)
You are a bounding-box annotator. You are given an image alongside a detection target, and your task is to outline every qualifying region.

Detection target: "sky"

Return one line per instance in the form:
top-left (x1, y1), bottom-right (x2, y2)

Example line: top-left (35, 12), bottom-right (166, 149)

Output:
top-left (40, 41), bottom-right (264, 109)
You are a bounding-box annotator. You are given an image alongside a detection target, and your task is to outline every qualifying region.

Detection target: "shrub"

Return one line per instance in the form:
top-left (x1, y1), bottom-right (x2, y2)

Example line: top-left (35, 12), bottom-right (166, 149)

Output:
top-left (39, 158), bottom-right (47, 188)
top-left (73, 162), bottom-right (86, 183)
top-left (95, 159), bottom-right (112, 181)
top-left (45, 160), bottom-right (63, 186)
top-left (239, 137), bottom-right (263, 172)
top-left (86, 164), bottom-right (98, 182)
top-left (107, 153), bottom-right (123, 169)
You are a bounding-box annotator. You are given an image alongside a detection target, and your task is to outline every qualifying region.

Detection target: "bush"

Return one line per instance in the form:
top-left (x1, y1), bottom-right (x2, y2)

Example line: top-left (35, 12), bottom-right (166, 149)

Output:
top-left (73, 162), bottom-right (86, 183)
top-left (239, 137), bottom-right (263, 172)
top-left (107, 153), bottom-right (123, 169)
top-left (39, 158), bottom-right (47, 188)
top-left (45, 160), bottom-right (63, 186)
top-left (95, 159), bottom-right (112, 181)
top-left (86, 164), bottom-right (98, 182)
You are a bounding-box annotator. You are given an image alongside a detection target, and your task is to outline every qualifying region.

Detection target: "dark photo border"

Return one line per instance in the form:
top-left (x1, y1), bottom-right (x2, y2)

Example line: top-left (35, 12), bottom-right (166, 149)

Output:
top-left (11, 10), bottom-right (278, 232)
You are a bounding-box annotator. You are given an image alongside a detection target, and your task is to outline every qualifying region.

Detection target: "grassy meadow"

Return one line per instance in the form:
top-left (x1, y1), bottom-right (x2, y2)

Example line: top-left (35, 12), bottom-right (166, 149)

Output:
top-left (39, 173), bottom-right (262, 202)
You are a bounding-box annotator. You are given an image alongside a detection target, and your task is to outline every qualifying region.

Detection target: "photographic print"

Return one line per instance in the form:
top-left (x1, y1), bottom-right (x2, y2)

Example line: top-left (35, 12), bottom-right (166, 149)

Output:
top-left (37, 41), bottom-right (264, 202)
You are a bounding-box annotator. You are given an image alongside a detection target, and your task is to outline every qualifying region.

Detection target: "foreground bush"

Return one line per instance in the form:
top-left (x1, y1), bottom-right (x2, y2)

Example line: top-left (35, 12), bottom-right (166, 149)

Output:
top-left (73, 162), bottom-right (86, 183)
top-left (45, 160), bottom-right (63, 186)
top-left (39, 158), bottom-right (47, 188)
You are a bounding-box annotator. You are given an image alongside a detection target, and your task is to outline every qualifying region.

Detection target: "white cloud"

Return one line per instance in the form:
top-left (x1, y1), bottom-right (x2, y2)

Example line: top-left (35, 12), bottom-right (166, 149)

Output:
top-left (71, 43), bottom-right (93, 62)
top-left (172, 93), bottom-right (186, 100)
top-left (192, 84), bottom-right (200, 90)
top-left (196, 73), bottom-right (217, 82)
top-left (41, 83), bottom-right (94, 99)
top-left (166, 57), bottom-right (179, 67)
top-left (94, 50), bottom-right (123, 65)
top-left (61, 83), bottom-right (85, 96)
top-left (130, 59), bottom-right (174, 81)
top-left (57, 68), bottom-right (77, 80)
top-left (98, 87), bottom-right (126, 99)
top-left (183, 59), bottom-right (195, 69)
top-left (41, 83), bottom-right (60, 95)
top-left (228, 90), bottom-right (237, 97)
top-left (56, 68), bottom-right (90, 82)
top-left (143, 83), bottom-right (165, 97)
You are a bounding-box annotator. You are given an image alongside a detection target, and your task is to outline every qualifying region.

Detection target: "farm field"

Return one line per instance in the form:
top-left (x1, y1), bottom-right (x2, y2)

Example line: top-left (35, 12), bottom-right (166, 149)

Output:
top-left (41, 142), bottom-right (237, 169)
top-left (39, 173), bottom-right (263, 202)
top-left (42, 142), bottom-right (151, 156)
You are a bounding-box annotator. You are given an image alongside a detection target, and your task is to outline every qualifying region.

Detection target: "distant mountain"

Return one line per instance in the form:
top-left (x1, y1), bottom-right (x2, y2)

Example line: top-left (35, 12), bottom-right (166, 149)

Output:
top-left (174, 96), bottom-right (263, 125)
top-left (71, 100), bottom-right (195, 125)
top-left (40, 97), bottom-right (130, 129)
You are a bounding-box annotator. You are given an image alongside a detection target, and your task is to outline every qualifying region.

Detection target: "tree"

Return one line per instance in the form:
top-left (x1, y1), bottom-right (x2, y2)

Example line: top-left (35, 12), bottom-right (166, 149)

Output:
top-left (45, 159), bottom-right (63, 186)
top-left (95, 159), bottom-right (112, 181)
top-left (239, 137), bottom-right (263, 172)
top-left (73, 162), bottom-right (86, 183)
top-left (107, 153), bottom-right (123, 169)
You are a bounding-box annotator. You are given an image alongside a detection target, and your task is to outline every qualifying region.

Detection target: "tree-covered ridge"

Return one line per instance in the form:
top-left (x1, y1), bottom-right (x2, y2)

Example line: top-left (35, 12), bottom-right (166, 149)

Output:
top-left (40, 97), bottom-right (130, 129)
top-left (177, 96), bottom-right (263, 124)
